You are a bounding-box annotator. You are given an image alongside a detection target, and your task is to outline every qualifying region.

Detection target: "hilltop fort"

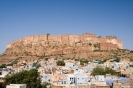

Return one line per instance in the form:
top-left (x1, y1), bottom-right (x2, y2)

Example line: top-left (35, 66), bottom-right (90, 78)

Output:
top-left (5, 33), bottom-right (123, 56)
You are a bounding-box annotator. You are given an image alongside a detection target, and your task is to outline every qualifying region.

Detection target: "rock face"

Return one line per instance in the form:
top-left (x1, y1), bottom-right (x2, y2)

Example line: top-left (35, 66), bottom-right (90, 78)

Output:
top-left (5, 33), bottom-right (123, 56)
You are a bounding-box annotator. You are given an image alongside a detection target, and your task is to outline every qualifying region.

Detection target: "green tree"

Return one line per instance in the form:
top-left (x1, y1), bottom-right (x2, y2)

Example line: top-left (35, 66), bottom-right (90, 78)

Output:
top-left (91, 66), bottom-right (117, 76)
top-left (6, 63), bottom-right (13, 66)
top-left (94, 44), bottom-right (97, 48)
top-left (80, 61), bottom-right (84, 66)
top-left (0, 64), bottom-right (6, 68)
top-left (89, 43), bottom-right (92, 46)
top-left (56, 60), bottom-right (65, 66)
top-left (45, 58), bottom-right (48, 61)
top-left (114, 57), bottom-right (120, 62)
top-left (39, 56), bottom-right (45, 59)
top-left (42, 82), bottom-right (51, 88)
top-left (84, 59), bottom-right (88, 63)
top-left (33, 62), bottom-right (41, 69)
top-left (91, 66), bottom-right (104, 76)
top-left (80, 59), bottom-right (88, 65)
top-left (104, 67), bottom-right (117, 75)
top-left (3, 69), bottom-right (42, 88)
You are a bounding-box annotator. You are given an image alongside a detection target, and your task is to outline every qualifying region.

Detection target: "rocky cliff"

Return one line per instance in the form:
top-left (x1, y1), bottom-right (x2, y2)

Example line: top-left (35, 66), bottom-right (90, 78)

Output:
top-left (5, 33), bottom-right (123, 57)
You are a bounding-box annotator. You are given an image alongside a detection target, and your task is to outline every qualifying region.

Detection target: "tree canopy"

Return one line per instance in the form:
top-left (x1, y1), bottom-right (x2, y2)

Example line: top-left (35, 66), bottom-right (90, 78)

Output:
top-left (0, 64), bottom-right (6, 68)
top-left (33, 62), bottom-right (41, 69)
top-left (80, 59), bottom-right (88, 65)
top-left (91, 66), bottom-right (117, 76)
top-left (3, 69), bottom-right (42, 88)
top-left (56, 60), bottom-right (65, 66)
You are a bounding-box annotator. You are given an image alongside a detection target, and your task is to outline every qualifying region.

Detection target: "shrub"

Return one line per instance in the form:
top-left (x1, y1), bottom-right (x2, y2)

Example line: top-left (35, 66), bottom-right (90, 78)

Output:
top-left (89, 43), bottom-right (92, 46)
top-left (45, 58), bottom-right (48, 61)
top-left (130, 50), bottom-right (133, 53)
top-left (91, 66), bottom-right (117, 76)
top-left (114, 57), bottom-right (120, 62)
top-left (33, 62), bottom-right (40, 69)
top-left (56, 60), bottom-right (65, 66)
top-left (80, 59), bottom-right (88, 65)
top-left (0, 64), bottom-right (6, 68)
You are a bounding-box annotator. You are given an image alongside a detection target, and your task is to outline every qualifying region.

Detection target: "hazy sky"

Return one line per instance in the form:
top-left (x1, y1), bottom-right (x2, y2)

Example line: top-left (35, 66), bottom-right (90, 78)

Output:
top-left (0, 0), bottom-right (133, 54)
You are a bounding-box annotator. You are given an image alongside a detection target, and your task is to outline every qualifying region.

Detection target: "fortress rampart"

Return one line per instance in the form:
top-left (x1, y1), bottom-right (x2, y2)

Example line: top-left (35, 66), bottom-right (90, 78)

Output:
top-left (6, 33), bottom-right (123, 56)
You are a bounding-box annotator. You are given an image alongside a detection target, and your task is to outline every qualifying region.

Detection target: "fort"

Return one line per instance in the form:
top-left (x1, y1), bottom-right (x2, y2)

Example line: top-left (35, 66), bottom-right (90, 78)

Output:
top-left (6, 33), bottom-right (123, 56)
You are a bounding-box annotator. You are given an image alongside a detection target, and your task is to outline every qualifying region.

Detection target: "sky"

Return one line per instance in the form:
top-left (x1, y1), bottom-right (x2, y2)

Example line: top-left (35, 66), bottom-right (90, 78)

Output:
top-left (0, 0), bottom-right (133, 54)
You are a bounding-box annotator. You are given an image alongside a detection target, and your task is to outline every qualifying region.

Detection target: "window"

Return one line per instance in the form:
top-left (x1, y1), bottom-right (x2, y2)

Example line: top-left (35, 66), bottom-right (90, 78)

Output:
top-left (64, 81), bottom-right (66, 84)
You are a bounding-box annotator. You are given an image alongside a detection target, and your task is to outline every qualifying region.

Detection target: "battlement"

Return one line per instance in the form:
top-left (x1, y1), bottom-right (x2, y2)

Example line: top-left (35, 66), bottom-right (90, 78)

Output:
top-left (105, 36), bottom-right (117, 39)
top-left (82, 33), bottom-right (96, 37)
top-left (97, 36), bottom-right (102, 38)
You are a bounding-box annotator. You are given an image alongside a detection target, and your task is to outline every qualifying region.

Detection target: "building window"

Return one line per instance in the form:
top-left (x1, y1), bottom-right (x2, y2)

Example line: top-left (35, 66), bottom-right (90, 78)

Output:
top-left (64, 81), bottom-right (66, 84)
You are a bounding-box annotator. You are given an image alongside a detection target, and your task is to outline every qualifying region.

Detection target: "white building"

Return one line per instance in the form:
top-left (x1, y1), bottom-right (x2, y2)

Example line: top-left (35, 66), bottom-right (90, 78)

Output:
top-left (95, 75), bottom-right (105, 81)
top-left (75, 73), bottom-right (87, 84)
top-left (0, 68), bottom-right (9, 82)
top-left (65, 62), bottom-right (75, 69)
top-left (6, 84), bottom-right (26, 88)
top-left (66, 74), bottom-right (75, 84)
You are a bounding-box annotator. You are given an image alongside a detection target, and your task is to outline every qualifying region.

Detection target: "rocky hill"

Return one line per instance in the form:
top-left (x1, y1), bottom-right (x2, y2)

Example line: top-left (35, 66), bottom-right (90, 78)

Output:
top-left (0, 33), bottom-right (128, 64)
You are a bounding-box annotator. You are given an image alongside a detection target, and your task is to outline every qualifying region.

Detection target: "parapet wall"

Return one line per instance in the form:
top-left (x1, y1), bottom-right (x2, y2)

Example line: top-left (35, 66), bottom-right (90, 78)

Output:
top-left (106, 36), bottom-right (117, 39)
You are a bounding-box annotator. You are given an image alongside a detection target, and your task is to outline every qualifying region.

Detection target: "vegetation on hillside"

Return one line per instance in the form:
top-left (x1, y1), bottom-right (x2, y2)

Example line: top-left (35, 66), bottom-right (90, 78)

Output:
top-left (0, 64), bottom-right (6, 68)
top-left (91, 66), bottom-right (118, 76)
top-left (56, 60), bottom-right (65, 66)
top-left (33, 62), bottom-right (41, 69)
top-left (80, 59), bottom-right (88, 65)
top-left (1, 49), bottom-right (133, 65)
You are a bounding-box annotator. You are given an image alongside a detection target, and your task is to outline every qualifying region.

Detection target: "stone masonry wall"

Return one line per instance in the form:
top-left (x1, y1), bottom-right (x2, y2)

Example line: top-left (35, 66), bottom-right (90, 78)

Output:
top-left (5, 33), bottom-right (123, 56)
